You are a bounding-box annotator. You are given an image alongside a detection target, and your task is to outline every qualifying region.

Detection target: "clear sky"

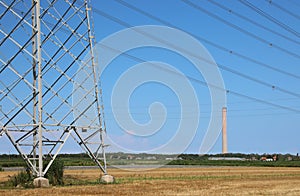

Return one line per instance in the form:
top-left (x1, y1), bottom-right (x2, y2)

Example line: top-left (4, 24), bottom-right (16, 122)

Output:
top-left (89, 0), bottom-right (300, 155)
top-left (1, 0), bottom-right (300, 155)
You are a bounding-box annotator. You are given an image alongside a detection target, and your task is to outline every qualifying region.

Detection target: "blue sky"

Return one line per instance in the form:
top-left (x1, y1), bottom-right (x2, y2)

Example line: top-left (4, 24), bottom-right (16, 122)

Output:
top-left (1, 0), bottom-right (300, 155)
top-left (88, 0), bottom-right (300, 154)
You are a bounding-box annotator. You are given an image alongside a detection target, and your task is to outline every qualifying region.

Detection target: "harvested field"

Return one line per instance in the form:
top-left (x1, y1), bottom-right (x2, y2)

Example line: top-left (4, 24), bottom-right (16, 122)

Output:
top-left (1, 167), bottom-right (300, 195)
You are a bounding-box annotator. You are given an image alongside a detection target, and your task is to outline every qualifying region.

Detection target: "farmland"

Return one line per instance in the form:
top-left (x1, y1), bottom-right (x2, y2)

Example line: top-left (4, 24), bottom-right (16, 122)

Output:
top-left (1, 167), bottom-right (300, 195)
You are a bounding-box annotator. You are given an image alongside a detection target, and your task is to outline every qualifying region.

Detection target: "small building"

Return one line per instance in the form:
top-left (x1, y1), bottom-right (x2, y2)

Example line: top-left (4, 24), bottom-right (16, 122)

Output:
top-left (260, 157), bottom-right (267, 161)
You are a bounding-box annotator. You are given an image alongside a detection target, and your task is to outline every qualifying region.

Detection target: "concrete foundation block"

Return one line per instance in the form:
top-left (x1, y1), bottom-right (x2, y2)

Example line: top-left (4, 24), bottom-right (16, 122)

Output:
top-left (100, 174), bottom-right (115, 183)
top-left (33, 177), bottom-right (49, 188)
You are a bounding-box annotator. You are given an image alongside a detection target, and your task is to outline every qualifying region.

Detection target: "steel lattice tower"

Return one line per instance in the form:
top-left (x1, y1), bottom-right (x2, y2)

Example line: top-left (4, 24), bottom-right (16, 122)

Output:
top-left (0, 0), bottom-right (108, 178)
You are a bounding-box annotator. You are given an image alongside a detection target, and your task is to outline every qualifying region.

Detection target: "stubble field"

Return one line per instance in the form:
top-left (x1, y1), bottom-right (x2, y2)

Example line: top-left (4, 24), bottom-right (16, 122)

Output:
top-left (1, 166), bottom-right (300, 195)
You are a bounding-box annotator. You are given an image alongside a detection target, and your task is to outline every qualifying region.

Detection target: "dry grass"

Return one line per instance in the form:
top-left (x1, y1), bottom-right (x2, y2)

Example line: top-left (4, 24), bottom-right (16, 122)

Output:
top-left (1, 167), bottom-right (300, 195)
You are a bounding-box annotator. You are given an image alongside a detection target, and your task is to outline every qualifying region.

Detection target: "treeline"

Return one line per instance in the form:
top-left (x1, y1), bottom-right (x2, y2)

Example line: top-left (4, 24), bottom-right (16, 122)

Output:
top-left (1, 152), bottom-right (300, 168)
top-left (167, 153), bottom-right (300, 167)
top-left (177, 153), bottom-right (300, 161)
top-left (0, 152), bottom-right (299, 161)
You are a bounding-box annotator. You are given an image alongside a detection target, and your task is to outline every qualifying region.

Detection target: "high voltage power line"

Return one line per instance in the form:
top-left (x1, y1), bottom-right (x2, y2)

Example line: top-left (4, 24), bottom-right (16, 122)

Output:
top-left (15, 1), bottom-right (299, 105)
top-left (238, 0), bottom-right (300, 38)
top-left (88, 1), bottom-right (300, 111)
top-left (95, 39), bottom-right (300, 113)
top-left (3, 3), bottom-right (300, 106)
top-left (181, 0), bottom-right (300, 59)
top-left (267, 0), bottom-right (300, 21)
top-left (208, 0), bottom-right (300, 46)
top-left (111, 0), bottom-right (300, 80)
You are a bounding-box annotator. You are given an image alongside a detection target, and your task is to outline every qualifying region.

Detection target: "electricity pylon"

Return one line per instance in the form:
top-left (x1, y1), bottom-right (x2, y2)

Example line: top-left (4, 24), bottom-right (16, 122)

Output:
top-left (0, 0), bottom-right (108, 178)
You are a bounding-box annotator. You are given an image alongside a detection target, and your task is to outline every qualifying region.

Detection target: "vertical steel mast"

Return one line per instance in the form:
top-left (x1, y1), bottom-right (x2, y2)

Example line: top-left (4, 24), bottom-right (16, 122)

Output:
top-left (35, 0), bottom-right (43, 177)
top-left (31, 0), bottom-right (37, 176)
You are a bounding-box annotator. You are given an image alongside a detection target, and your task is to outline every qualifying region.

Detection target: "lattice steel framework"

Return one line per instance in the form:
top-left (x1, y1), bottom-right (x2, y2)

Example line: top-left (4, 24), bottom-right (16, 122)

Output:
top-left (0, 0), bottom-right (108, 177)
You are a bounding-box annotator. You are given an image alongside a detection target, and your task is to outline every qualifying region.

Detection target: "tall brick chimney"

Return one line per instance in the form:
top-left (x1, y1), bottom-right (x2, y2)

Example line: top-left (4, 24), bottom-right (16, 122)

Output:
top-left (222, 107), bottom-right (228, 154)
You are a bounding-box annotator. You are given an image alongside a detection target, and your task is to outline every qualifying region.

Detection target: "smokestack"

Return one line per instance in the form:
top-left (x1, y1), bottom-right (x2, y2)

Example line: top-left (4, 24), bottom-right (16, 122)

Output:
top-left (222, 107), bottom-right (228, 154)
